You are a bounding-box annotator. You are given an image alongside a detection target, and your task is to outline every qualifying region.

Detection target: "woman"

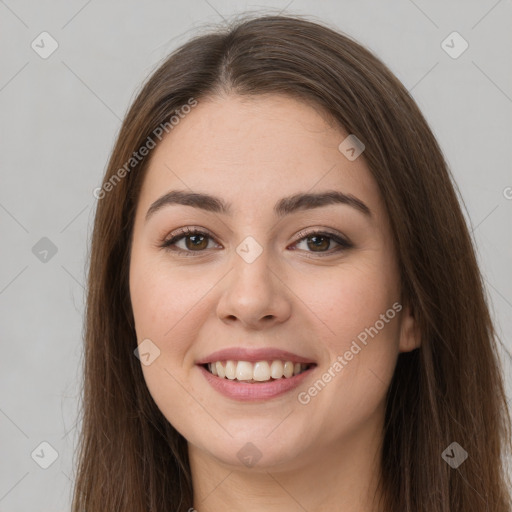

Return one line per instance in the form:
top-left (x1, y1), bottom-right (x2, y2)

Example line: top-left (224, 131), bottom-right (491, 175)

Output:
top-left (72, 13), bottom-right (512, 512)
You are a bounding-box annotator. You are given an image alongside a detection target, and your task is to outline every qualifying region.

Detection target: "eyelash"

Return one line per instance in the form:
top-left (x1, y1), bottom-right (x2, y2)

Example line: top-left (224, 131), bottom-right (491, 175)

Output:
top-left (158, 226), bottom-right (353, 258)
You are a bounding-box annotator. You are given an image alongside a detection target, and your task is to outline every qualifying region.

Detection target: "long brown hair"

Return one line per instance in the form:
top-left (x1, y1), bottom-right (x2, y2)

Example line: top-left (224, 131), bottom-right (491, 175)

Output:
top-left (72, 13), bottom-right (512, 511)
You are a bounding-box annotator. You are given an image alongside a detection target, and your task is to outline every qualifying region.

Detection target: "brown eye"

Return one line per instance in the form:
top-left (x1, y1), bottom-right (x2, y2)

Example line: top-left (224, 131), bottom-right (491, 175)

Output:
top-left (183, 233), bottom-right (209, 251)
top-left (305, 234), bottom-right (331, 252)
top-left (160, 228), bottom-right (218, 255)
top-left (292, 230), bottom-right (352, 256)
top-left (160, 228), bottom-right (352, 258)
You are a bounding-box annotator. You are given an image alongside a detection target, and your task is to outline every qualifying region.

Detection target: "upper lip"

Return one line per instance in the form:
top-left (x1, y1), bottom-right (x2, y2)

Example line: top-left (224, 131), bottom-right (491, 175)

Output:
top-left (196, 347), bottom-right (317, 365)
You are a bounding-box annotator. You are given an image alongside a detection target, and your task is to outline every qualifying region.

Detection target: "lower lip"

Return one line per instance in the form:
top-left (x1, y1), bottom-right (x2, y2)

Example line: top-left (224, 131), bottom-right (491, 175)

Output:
top-left (198, 364), bottom-right (315, 402)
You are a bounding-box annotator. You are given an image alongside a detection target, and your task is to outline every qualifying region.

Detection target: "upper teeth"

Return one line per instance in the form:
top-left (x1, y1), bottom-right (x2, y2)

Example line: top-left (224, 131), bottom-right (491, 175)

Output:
top-left (207, 360), bottom-right (309, 382)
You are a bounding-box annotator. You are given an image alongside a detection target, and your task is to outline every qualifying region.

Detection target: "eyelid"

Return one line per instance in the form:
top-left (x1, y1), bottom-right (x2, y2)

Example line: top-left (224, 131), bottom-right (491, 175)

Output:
top-left (293, 228), bottom-right (349, 245)
top-left (159, 226), bottom-right (353, 256)
top-left (159, 226), bottom-right (219, 254)
top-left (290, 228), bottom-right (353, 256)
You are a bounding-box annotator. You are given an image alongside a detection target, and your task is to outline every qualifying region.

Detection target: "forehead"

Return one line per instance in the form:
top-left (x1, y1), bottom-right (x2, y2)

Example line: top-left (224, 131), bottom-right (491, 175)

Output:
top-left (137, 94), bottom-right (384, 220)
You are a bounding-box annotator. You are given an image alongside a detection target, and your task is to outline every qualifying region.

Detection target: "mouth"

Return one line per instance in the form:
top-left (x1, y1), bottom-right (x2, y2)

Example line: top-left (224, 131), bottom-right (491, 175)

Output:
top-left (201, 360), bottom-right (316, 383)
top-left (197, 358), bottom-right (317, 402)
top-left (196, 348), bottom-right (317, 401)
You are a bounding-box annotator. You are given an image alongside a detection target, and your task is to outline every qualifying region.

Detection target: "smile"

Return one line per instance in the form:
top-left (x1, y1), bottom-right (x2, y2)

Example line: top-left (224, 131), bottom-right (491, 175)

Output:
top-left (205, 360), bottom-right (312, 382)
top-left (198, 361), bottom-right (317, 401)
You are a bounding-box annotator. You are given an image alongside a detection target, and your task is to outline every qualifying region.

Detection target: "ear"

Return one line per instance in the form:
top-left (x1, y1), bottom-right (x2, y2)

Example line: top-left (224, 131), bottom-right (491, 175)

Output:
top-left (398, 303), bottom-right (421, 353)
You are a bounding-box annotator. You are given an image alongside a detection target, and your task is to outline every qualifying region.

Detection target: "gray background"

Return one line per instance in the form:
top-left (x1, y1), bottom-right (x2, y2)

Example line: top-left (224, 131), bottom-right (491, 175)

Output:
top-left (0, 0), bottom-right (511, 509)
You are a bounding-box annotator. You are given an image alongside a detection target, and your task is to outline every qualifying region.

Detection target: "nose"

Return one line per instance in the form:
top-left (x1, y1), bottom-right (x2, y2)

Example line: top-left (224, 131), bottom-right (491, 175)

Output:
top-left (216, 246), bottom-right (292, 330)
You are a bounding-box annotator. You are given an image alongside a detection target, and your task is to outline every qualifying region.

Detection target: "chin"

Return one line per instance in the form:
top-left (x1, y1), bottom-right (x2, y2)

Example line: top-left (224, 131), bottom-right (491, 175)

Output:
top-left (190, 425), bottom-right (307, 471)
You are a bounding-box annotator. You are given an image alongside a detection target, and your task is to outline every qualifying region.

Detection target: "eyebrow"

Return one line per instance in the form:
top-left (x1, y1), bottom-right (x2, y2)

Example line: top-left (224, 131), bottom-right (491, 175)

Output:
top-left (145, 189), bottom-right (372, 223)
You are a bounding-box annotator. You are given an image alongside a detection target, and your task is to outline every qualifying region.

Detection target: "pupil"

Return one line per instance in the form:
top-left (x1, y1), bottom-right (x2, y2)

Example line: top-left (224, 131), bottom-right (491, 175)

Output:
top-left (309, 235), bottom-right (328, 251)
top-left (187, 234), bottom-right (207, 250)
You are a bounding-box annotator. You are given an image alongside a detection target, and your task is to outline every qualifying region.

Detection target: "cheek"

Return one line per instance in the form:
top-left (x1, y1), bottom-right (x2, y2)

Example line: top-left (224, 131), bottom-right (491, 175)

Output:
top-left (293, 259), bottom-right (401, 416)
top-left (294, 257), bottom-right (400, 346)
top-left (130, 246), bottom-right (206, 336)
top-left (129, 254), bottom-right (214, 433)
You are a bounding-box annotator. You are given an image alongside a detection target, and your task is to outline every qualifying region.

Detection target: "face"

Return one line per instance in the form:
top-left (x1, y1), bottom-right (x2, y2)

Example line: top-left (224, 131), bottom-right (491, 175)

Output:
top-left (129, 93), bottom-right (420, 471)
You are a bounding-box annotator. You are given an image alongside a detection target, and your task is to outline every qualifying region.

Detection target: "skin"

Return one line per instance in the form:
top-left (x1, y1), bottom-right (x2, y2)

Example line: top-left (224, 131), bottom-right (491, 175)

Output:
top-left (129, 93), bottom-right (421, 512)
